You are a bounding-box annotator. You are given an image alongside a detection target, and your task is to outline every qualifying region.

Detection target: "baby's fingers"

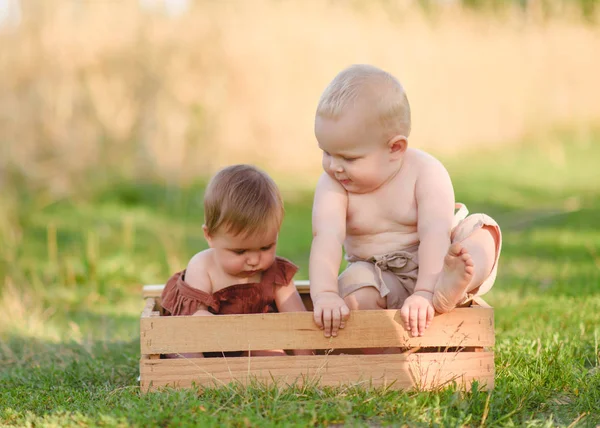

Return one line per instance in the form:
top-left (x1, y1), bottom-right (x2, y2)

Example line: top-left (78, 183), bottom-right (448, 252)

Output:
top-left (409, 308), bottom-right (419, 337)
top-left (426, 305), bottom-right (434, 329)
top-left (322, 309), bottom-right (333, 338)
top-left (400, 305), bottom-right (410, 332)
top-left (339, 304), bottom-right (350, 329)
top-left (313, 306), bottom-right (324, 329)
top-left (418, 307), bottom-right (427, 336)
top-left (331, 308), bottom-right (341, 337)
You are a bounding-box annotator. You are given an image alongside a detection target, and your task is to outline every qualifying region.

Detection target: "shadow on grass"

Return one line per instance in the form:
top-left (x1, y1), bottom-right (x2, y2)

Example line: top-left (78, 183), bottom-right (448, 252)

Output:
top-left (0, 335), bottom-right (140, 414)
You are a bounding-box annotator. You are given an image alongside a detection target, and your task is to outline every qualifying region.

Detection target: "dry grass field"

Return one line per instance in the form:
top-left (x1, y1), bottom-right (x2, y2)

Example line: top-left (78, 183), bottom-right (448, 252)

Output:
top-left (1, 0), bottom-right (599, 193)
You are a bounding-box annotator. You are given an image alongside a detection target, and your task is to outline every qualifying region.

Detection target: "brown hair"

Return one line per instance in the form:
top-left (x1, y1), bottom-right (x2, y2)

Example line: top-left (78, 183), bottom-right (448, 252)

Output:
top-left (203, 164), bottom-right (284, 237)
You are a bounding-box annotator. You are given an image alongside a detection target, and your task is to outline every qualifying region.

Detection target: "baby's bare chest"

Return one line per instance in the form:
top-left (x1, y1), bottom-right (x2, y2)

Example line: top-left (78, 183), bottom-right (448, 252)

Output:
top-left (346, 184), bottom-right (417, 234)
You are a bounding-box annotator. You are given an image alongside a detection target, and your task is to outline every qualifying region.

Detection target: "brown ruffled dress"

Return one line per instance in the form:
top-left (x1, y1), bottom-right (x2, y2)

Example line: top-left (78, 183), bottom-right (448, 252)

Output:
top-left (160, 257), bottom-right (298, 358)
top-left (161, 257), bottom-right (298, 316)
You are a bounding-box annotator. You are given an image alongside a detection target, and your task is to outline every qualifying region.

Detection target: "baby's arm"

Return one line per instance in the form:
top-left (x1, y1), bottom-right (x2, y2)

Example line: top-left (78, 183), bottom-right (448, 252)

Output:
top-left (164, 253), bottom-right (214, 359)
top-left (414, 159), bottom-right (455, 293)
top-left (274, 278), bottom-right (314, 356)
top-left (185, 253), bottom-right (215, 317)
top-left (400, 158), bottom-right (455, 336)
top-left (309, 173), bottom-right (350, 338)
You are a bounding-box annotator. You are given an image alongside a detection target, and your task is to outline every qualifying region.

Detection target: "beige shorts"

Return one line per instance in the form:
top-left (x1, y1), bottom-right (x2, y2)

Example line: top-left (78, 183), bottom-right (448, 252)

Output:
top-left (338, 204), bottom-right (502, 309)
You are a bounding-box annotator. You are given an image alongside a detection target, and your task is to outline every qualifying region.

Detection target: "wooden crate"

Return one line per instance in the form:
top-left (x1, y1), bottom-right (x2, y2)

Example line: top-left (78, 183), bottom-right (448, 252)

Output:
top-left (140, 281), bottom-right (494, 392)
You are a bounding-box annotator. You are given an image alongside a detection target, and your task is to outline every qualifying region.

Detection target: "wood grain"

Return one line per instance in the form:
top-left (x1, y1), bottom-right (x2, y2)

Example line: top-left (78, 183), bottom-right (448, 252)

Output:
top-left (140, 351), bottom-right (494, 392)
top-left (140, 307), bottom-right (494, 354)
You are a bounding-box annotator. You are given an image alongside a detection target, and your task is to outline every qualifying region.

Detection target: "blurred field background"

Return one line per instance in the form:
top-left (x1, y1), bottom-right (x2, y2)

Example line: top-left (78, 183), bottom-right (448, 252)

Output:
top-left (1, 0), bottom-right (600, 426)
top-left (1, 0), bottom-right (600, 191)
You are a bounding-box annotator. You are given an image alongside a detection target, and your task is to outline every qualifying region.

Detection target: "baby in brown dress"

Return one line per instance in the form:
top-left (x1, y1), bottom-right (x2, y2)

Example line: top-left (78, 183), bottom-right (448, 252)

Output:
top-left (161, 164), bottom-right (312, 358)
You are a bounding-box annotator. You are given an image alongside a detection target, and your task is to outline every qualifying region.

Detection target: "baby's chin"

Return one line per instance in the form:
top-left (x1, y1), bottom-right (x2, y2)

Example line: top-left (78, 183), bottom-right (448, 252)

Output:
top-left (233, 269), bottom-right (264, 279)
top-left (341, 181), bottom-right (376, 194)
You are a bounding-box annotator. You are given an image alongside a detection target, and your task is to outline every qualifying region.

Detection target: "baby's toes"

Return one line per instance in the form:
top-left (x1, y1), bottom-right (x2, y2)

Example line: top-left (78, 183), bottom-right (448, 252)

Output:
top-left (449, 242), bottom-right (463, 256)
top-left (464, 254), bottom-right (474, 267)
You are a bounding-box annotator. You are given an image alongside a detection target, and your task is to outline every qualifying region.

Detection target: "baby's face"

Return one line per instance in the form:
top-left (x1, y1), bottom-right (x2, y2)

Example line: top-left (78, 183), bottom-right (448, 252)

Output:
top-left (208, 226), bottom-right (279, 279)
top-left (315, 108), bottom-right (396, 194)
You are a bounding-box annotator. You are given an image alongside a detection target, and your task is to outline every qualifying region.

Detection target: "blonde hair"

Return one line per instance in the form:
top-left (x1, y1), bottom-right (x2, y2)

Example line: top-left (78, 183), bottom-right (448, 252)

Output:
top-left (203, 164), bottom-right (284, 237)
top-left (316, 64), bottom-right (411, 137)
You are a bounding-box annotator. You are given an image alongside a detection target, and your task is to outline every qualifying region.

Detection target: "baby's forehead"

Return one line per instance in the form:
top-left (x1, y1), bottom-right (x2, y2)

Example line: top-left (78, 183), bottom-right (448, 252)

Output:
top-left (317, 108), bottom-right (385, 142)
top-left (221, 225), bottom-right (278, 245)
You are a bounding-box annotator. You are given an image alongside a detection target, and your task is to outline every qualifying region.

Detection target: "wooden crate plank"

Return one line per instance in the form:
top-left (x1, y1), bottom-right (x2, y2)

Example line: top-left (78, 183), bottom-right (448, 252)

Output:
top-left (140, 352), bottom-right (494, 392)
top-left (140, 307), bottom-right (494, 354)
top-left (141, 297), bottom-right (161, 360)
top-left (294, 280), bottom-right (310, 294)
top-left (141, 297), bottom-right (157, 318)
top-left (142, 285), bottom-right (165, 299)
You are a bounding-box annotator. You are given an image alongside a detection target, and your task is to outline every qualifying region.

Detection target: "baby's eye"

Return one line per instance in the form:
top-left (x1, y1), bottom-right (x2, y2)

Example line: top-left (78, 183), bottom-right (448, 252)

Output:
top-left (342, 157), bottom-right (358, 162)
top-left (260, 244), bottom-right (274, 251)
top-left (231, 249), bottom-right (246, 255)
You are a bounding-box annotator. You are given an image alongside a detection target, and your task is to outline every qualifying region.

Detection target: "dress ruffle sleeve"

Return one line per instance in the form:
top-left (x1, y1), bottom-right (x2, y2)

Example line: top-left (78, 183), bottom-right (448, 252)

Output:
top-left (269, 257), bottom-right (299, 287)
top-left (160, 270), bottom-right (219, 316)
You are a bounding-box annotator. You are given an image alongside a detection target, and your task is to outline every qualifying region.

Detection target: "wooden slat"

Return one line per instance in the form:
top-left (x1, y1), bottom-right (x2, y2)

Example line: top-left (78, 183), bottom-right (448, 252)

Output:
top-left (140, 351), bottom-right (494, 392)
top-left (141, 297), bottom-right (157, 318)
top-left (143, 280), bottom-right (311, 298)
top-left (141, 298), bottom-right (161, 359)
top-left (294, 280), bottom-right (310, 294)
top-left (140, 306), bottom-right (494, 354)
top-left (143, 285), bottom-right (165, 299)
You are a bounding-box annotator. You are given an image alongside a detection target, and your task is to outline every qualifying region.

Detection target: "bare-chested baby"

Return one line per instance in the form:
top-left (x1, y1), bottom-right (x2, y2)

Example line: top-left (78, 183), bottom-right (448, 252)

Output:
top-left (309, 64), bottom-right (502, 343)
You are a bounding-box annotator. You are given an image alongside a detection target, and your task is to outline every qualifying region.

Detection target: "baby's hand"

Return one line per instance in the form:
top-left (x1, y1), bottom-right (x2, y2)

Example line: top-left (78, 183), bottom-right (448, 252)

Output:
top-left (312, 291), bottom-right (350, 338)
top-left (400, 291), bottom-right (435, 337)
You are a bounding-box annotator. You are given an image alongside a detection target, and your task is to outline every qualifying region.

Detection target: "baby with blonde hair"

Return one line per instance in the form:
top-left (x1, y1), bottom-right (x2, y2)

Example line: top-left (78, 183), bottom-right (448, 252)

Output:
top-left (161, 164), bottom-right (311, 357)
top-left (310, 64), bottom-right (502, 342)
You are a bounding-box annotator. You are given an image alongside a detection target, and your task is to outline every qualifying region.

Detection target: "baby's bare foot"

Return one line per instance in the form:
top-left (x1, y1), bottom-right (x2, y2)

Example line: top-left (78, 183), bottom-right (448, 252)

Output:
top-left (432, 243), bottom-right (474, 313)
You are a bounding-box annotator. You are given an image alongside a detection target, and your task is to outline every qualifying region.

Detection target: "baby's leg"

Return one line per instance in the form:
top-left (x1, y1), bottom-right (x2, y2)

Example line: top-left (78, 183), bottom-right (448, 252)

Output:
top-left (339, 261), bottom-right (389, 310)
top-left (462, 225), bottom-right (498, 292)
top-left (341, 263), bottom-right (405, 354)
top-left (344, 287), bottom-right (387, 311)
top-left (433, 220), bottom-right (500, 313)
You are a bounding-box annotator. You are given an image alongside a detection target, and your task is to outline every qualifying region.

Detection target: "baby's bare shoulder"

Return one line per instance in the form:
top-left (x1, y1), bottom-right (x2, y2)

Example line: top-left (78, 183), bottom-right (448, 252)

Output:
top-left (406, 148), bottom-right (448, 171)
top-left (316, 172), bottom-right (343, 190)
top-left (184, 250), bottom-right (213, 292)
top-left (405, 149), bottom-right (452, 185)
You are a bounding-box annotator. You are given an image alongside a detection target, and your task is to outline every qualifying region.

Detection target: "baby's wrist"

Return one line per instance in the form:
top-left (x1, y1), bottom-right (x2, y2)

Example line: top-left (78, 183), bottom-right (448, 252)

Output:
top-left (414, 289), bottom-right (434, 295)
top-left (314, 290), bottom-right (340, 300)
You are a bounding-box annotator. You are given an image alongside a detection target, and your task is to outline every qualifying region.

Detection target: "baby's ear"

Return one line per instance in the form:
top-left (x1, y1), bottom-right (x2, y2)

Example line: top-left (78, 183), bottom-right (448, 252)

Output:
top-left (202, 225), bottom-right (213, 245)
top-left (388, 135), bottom-right (408, 155)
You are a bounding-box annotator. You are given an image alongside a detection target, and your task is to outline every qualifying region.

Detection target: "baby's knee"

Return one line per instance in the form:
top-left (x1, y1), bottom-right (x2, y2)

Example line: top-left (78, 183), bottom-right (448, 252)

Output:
top-left (482, 224), bottom-right (501, 249)
top-left (343, 286), bottom-right (386, 310)
top-left (339, 261), bottom-right (381, 299)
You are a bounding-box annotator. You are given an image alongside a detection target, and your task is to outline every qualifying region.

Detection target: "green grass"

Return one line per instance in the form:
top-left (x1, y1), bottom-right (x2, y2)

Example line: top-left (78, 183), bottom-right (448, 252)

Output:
top-left (1, 134), bottom-right (600, 426)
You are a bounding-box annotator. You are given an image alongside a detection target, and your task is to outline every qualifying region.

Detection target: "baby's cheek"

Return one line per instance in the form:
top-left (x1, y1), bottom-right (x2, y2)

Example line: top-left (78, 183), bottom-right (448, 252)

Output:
top-left (225, 256), bottom-right (243, 273)
top-left (264, 250), bottom-right (277, 268)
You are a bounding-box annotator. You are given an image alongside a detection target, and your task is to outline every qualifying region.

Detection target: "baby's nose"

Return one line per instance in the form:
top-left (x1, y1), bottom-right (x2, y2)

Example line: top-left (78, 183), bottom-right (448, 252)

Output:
top-left (330, 158), bottom-right (344, 172)
top-left (246, 252), bottom-right (260, 266)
